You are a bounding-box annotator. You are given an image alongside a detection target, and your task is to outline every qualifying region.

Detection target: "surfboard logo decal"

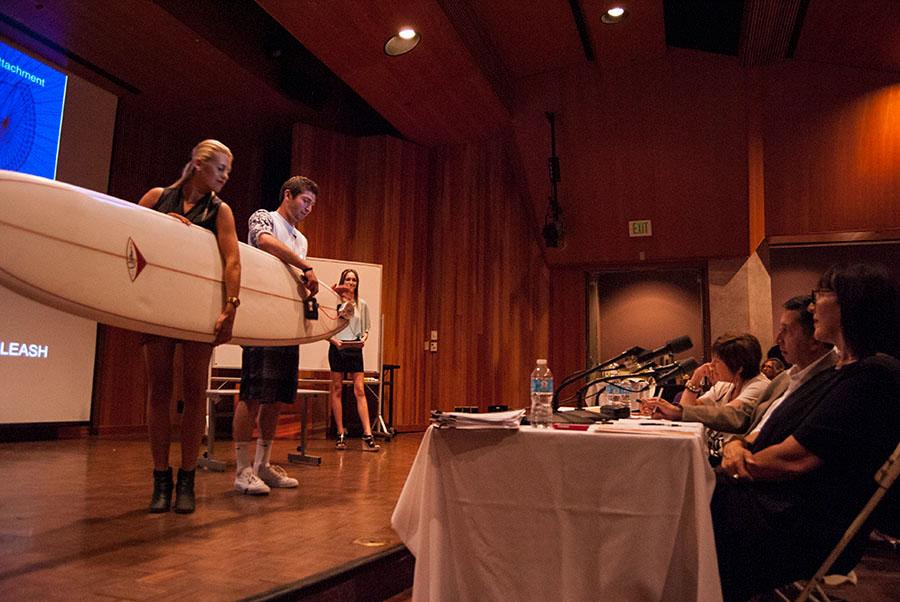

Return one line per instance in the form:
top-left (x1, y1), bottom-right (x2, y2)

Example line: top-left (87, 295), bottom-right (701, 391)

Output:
top-left (126, 238), bottom-right (147, 282)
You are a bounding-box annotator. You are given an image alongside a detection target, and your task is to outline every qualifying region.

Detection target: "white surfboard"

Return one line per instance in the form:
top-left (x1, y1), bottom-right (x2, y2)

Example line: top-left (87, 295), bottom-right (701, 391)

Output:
top-left (0, 170), bottom-right (347, 345)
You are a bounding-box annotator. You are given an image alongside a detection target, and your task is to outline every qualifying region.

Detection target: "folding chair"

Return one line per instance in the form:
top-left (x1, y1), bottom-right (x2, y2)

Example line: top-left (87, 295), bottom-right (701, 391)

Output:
top-left (789, 442), bottom-right (900, 602)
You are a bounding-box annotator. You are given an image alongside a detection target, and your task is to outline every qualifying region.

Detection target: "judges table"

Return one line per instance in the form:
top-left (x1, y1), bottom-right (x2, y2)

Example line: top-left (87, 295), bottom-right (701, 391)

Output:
top-left (391, 420), bottom-right (721, 602)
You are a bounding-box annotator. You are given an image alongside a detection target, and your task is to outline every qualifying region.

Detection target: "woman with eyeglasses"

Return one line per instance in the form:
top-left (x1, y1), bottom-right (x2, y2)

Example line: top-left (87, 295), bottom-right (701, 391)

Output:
top-left (710, 263), bottom-right (900, 601)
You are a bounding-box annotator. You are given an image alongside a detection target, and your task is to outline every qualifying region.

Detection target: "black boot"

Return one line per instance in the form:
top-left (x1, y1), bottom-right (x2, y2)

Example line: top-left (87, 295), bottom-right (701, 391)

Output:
top-left (174, 468), bottom-right (196, 514)
top-left (149, 467), bottom-right (173, 513)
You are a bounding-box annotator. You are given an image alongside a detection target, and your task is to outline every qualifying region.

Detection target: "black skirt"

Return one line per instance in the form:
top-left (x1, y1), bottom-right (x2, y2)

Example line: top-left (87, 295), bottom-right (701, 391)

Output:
top-left (328, 344), bottom-right (364, 373)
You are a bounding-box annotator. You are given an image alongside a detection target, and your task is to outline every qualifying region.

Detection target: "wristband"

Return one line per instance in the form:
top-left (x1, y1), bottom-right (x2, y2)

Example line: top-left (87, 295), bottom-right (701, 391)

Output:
top-left (225, 296), bottom-right (240, 308)
top-left (301, 267), bottom-right (314, 273)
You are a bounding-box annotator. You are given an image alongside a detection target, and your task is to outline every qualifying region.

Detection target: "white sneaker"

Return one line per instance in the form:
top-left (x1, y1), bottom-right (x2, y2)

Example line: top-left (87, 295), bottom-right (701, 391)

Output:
top-left (234, 467), bottom-right (270, 495)
top-left (255, 463), bottom-right (299, 488)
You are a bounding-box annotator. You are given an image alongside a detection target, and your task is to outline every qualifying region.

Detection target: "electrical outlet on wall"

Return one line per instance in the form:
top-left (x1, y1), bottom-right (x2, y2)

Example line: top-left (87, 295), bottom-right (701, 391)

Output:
top-left (430, 341), bottom-right (438, 352)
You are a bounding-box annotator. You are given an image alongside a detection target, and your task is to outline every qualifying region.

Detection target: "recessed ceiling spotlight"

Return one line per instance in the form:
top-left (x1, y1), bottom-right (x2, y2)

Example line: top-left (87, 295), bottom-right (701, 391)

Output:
top-left (601, 6), bottom-right (628, 23)
top-left (385, 28), bottom-right (421, 56)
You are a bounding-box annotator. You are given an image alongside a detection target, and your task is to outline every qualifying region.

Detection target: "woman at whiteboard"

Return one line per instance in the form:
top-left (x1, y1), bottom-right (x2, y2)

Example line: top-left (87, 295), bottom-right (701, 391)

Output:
top-left (138, 139), bottom-right (241, 514)
top-left (328, 269), bottom-right (379, 452)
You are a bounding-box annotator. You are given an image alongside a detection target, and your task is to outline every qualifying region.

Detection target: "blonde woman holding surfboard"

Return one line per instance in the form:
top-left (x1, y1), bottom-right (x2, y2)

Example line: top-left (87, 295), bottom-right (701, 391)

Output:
top-left (329, 269), bottom-right (379, 452)
top-left (138, 139), bottom-right (241, 514)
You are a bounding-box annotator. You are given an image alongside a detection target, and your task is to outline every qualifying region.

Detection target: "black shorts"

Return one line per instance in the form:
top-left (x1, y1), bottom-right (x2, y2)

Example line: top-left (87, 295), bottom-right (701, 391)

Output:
top-left (240, 345), bottom-right (299, 403)
top-left (328, 344), bottom-right (364, 374)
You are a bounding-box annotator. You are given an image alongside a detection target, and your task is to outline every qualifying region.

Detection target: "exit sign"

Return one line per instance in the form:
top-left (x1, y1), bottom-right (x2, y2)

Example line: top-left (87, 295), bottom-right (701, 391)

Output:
top-left (628, 220), bottom-right (652, 237)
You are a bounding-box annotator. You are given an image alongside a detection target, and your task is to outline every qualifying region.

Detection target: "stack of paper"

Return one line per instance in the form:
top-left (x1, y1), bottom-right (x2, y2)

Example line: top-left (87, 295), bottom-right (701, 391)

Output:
top-left (430, 409), bottom-right (526, 429)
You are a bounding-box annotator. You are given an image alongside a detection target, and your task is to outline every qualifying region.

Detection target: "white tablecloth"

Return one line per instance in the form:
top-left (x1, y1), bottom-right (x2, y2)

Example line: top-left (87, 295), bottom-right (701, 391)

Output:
top-left (391, 422), bottom-right (722, 601)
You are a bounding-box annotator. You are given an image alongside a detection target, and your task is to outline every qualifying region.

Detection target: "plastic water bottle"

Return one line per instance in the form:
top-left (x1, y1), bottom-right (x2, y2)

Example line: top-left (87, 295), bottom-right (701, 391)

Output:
top-left (530, 359), bottom-right (553, 428)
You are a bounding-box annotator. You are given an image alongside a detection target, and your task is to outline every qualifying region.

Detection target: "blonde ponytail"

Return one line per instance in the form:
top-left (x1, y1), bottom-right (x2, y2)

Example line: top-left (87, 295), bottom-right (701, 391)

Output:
top-left (170, 139), bottom-right (233, 189)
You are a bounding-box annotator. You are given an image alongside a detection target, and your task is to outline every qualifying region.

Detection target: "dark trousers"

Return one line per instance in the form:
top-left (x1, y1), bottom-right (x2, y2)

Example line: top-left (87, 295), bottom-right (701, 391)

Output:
top-left (711, 474), bottom-right (826, 602)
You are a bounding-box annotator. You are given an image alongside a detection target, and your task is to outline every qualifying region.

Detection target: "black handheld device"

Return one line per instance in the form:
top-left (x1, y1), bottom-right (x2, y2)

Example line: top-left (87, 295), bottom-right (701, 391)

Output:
top-left (304, 297), bottom-right (318, 320)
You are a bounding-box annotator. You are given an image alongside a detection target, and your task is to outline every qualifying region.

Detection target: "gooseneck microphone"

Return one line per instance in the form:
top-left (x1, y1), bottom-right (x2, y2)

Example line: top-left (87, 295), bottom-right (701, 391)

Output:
top-left (551, 346), bottom-right (646, 410)
top-left (653, 357), bottom-right (699, 382)
top-left (574, 357), bottom-right (699, 406)
top-left (634, 335), bottom-right (693, 365)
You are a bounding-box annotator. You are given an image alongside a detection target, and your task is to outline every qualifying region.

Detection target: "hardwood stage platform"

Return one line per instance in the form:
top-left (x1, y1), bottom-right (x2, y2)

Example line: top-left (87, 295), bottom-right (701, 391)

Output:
top-left (0, 433), bottom-right (422, 601)
top-left (2, 431), bottom-right (898, 601)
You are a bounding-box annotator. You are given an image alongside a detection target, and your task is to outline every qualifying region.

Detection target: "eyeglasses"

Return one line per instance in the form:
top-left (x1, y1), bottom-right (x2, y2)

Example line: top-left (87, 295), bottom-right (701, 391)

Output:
top-left (811, 288), bottom-right (835, 302)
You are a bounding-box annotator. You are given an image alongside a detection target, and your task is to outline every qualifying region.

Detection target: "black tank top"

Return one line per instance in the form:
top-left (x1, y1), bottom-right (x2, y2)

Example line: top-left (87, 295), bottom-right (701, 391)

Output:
top-left (152, 187), bottom-right (222, 234)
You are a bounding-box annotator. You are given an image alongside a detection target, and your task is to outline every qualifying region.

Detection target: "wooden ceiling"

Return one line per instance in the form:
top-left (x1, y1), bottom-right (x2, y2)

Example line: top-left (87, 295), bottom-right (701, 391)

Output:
top-left (796, 0), bottom-right (900, 73)
top-left (1, 0), bottom-right (298, 123)
top-left (2, 0), bottom-right (898, 263)
top-left (255, 0), bottom-right (900, 264)
top-left (256, 0), bottom-right (900, 147)
top-left (0, 0), bottom-right (395, 135)
top-left (3, 0), bottom-right (896, 147)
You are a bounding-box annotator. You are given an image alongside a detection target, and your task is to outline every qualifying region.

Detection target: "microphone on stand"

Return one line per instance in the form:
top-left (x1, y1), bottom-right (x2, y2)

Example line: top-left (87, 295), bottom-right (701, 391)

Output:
top-left (580, 384), bottom-right (607, 407)
top-left (634, 335), bottom-right (694, 365)
top-left (615, 357), bottom-right (699, 383)
top-left (574, 358), bottom-right (699, 407)
top-left (552, 345), bottom-right (646, 410)
top-left (653, 358), bottom-right (699, 383)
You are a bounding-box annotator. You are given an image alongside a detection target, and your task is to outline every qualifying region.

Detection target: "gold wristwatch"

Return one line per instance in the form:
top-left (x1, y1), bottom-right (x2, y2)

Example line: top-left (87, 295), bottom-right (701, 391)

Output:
top-left (684, 381), bottom-right (702, 394)
top-left (225, 296), bottom-right (241, 308)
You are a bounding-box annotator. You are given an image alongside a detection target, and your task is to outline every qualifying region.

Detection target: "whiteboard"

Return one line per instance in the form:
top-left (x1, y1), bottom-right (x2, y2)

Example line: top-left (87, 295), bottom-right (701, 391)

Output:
top-left (213, 256), bottom-right (382, 374)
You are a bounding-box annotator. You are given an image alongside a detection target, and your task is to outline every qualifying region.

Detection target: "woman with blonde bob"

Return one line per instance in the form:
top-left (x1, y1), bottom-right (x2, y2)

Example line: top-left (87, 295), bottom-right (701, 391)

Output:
top-left (138, 139), bottom-right (241, 514)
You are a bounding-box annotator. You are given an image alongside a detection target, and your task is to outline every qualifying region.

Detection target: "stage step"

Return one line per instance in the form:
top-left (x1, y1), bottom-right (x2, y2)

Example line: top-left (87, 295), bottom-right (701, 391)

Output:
top-left (246, 545), bottom-right (414, 602)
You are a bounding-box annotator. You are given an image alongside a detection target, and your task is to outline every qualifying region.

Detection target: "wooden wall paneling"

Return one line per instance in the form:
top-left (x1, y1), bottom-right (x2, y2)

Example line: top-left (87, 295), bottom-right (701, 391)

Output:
top-left (511, 51), bottom-right (750, 266)
top-left (747, 69), bottom-right (767, 253)
top-left (91, 326), bottom-right (147, 435)
top-left (762, 61), bottom-right (900, 237)
top-left (291, 123), bottom-right (359, 260)
top-left (291, 124), bottom-right (548, 427)
top-left (428, 137), bottom-right (549, 413)
top-left (548, 267), bottom-right (587, 389)
top-left (354, 136), bottom-right (432, 430)
top-left (291, 124), bottom-right (432, 430)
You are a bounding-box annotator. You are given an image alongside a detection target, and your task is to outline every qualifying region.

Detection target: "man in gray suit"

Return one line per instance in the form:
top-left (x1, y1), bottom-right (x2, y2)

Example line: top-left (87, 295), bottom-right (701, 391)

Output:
top-left (645, 295), bottom-right (835, 435)
top-left (720, 295), bottom-right (836, 473)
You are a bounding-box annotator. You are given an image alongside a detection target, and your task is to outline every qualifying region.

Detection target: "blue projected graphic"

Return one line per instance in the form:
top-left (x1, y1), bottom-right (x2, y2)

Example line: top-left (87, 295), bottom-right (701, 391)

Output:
top-left (0, 41), bottom-right (67, 179)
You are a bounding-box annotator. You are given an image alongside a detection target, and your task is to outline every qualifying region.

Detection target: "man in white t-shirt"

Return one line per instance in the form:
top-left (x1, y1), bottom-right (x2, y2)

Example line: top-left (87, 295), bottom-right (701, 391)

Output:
top-left (232, 176), bottom-right (320, 495)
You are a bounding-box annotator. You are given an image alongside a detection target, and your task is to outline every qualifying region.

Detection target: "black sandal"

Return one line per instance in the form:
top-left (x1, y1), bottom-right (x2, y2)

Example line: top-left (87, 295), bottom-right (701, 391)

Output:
top-left (361, 435), bottom-right (380, 452)
top-left (336, 432), bottom-right (348, 450)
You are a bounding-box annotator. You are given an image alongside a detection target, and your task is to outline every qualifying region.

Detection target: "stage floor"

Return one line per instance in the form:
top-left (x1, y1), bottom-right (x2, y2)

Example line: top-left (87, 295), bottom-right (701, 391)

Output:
top-left (0, 432), bottom-right (423, 600)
